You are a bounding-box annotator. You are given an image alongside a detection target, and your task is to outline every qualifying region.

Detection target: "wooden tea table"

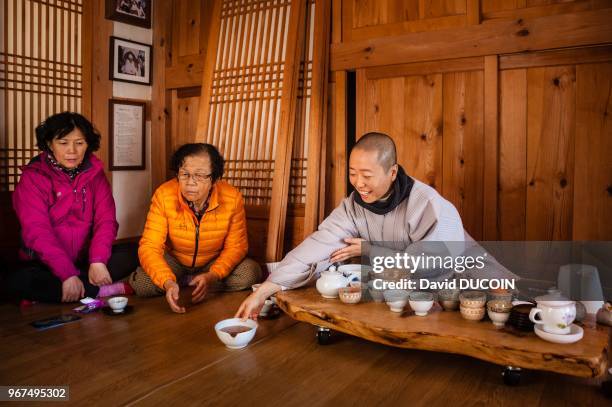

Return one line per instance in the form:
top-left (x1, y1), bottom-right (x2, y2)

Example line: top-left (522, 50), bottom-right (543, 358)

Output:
top-left (276, 287), bottom-right (610, 382)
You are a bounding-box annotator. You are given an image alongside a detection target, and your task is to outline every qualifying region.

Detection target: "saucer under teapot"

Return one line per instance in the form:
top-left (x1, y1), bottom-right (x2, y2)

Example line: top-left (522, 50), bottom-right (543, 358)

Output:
top-left (534, 324), bottom-right (583, 344)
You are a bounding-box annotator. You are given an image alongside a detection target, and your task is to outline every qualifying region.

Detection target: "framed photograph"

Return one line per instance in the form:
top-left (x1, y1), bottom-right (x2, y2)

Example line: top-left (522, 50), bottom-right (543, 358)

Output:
top-left (106, 0), bottom-right (151, 28)
top-left (109, 99), bottom-right (146, 171)
top-left (109, 36), bottom-right (152, 85)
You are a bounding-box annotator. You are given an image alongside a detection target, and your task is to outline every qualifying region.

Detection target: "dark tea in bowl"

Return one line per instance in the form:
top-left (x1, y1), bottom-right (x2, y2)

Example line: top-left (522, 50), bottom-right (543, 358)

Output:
top-left (220, 325), bottom-right (252, 337)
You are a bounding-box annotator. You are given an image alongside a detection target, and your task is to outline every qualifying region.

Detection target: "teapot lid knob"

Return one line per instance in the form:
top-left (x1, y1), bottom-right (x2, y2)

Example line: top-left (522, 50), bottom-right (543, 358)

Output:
top-left (329, 265), bottom-right (337, 272)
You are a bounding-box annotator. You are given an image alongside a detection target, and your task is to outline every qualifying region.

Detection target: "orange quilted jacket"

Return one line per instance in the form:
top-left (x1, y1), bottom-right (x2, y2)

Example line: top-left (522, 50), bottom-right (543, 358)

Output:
top-left (138, 179), bottom-right (248, 289)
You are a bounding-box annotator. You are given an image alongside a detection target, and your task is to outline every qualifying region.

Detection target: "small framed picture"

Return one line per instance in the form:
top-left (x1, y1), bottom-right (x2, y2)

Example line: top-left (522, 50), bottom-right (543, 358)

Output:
top-left (106, 0), bottom-right (151, 28)
top-left (109, 36), bottom-right (152, 85)
top-left (109, 99), bottom-right (146, 171)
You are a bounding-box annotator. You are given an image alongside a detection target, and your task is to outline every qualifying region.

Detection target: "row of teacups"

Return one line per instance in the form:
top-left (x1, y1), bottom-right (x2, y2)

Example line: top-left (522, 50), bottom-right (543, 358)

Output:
top-left (381, 290), bottom-right (435, 315)
top-left (370, 284), bottom-right (514, 325)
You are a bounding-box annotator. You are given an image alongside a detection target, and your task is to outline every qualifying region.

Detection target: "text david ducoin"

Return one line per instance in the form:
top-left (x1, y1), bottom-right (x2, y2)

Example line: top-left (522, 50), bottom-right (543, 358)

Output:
top-left (371, 278), bottom-right (516, 291)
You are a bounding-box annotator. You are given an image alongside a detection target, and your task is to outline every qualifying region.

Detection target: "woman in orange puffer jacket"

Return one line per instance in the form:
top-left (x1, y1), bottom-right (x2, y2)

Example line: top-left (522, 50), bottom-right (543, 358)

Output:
top-left (129, 143), bottom-right (261, 313)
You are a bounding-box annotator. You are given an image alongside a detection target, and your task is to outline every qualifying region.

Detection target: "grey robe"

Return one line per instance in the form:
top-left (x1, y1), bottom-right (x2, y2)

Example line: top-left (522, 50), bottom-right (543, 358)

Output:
top-left (267, 179), bottom-right (518, 288)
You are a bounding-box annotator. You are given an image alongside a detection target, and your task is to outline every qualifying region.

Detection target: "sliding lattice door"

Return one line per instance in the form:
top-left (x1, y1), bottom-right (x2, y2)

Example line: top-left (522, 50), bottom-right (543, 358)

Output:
top-left (198, 0), bottom-right (314, 208)
top-left (1, 0), bottom-right (84, 192)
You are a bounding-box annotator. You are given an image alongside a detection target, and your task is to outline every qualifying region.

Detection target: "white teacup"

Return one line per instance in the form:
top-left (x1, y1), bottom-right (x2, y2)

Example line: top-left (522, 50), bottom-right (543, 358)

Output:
top-left (260, 299), bottom-right (273, 316)
top-left (529, 295), bottom-right (576, 335)
top-left (409, 291), bottom-right (434, 316)
top-left (107, 296), bottom-right (128, 313)
top-left (384, 289), bottom-right (409, 313)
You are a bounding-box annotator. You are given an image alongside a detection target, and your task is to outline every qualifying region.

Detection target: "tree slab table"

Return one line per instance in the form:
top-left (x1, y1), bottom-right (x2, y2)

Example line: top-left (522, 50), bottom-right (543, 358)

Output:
top-left (276, 287), bottom-right (610, 378)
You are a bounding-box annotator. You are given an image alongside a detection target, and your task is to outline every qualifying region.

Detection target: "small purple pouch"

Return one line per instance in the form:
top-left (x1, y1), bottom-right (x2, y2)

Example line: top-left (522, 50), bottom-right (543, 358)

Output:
top-left (73, 297), bottom-right (106, 313)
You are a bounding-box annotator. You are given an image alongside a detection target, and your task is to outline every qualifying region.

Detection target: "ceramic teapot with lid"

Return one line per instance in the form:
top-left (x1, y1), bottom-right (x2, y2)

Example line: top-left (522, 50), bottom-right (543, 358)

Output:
top-left (316, 266), bottom-right (350, 298)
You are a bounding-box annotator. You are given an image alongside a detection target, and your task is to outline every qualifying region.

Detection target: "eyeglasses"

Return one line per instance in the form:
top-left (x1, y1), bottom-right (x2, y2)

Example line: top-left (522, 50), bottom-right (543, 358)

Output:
top-left (177, 172), bottom-right (213, 183)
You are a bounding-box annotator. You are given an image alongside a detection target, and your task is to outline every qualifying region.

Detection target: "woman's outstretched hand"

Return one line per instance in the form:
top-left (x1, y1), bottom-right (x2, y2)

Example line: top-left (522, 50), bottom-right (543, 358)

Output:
top-left (235, 281), bottom-right (281, 320)
top-left (164, 279), bottom-right (185, 313)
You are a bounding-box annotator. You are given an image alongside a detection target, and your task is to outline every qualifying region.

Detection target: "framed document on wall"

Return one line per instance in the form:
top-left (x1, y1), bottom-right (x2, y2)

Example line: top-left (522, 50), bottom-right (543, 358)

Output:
top-left (109, 99), bottom-right (146, 171)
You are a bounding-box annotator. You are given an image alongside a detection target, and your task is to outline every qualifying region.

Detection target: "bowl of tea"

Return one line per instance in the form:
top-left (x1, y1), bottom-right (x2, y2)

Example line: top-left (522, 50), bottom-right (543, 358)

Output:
top-left (214, 318), bottom-right (258, 349)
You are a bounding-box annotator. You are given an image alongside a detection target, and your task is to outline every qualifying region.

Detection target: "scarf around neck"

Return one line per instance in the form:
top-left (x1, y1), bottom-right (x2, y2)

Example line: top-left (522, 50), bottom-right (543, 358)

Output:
top-left (47, 153), bottom-right (87, 180)
top-left (187, 200), bottom-right (208, 221)
top-left (353, 165), bottom-right (414, 215)
top-left (185, 188), bottom-right (213, 222)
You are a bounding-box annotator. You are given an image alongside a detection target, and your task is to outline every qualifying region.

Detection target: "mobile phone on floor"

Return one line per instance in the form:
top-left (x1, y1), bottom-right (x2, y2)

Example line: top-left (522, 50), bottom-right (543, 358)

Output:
top-left (30, 314), bottom-right (82, 330)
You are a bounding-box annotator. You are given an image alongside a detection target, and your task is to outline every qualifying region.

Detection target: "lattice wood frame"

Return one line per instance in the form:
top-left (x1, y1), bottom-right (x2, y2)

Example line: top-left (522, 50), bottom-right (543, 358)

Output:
top-left (1, 0), bottom-right (84, 191)
top-left (196, 0), bottom-right (322, 261)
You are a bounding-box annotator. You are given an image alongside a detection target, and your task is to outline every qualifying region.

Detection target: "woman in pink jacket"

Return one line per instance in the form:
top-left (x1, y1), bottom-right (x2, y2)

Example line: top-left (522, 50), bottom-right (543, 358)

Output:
top-left (5, 112), bottom-right (137, 303)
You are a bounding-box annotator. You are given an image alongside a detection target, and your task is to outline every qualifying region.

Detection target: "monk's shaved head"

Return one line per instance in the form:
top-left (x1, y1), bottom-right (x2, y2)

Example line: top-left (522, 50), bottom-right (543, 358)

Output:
top-left (352, 132), bottom-right (397, 171)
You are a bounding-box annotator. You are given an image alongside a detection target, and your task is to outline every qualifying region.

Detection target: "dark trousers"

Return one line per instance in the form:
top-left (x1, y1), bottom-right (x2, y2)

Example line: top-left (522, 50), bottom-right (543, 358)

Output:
top-left (2, 242), bottom-right (139, 303)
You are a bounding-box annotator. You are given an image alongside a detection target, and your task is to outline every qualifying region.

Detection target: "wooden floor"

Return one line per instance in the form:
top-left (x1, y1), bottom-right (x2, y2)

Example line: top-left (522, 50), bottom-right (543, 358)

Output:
top-left (0, 291), bottom-right (610, 406)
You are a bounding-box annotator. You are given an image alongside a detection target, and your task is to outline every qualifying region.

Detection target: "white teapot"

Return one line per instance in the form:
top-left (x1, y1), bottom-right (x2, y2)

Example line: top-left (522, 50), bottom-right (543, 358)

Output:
top-left (316, 266), bottom-right (349, 298)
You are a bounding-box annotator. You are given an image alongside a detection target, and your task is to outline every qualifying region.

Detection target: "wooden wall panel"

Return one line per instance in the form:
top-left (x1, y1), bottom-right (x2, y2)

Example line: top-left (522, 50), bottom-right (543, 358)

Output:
top-left (362, 77), bottom-right (405, 144)
top-left (355, 69), bottom-right (367, 138)
top-left (91, 0), bottom-right (113, 179)
top-left (165, 0), bottom-right (213, 89)
top-left (353, 0), bottom-right (419, 28)
top-left (481, 0), bottom-right (612, 21)
top-left (482, 55), bottom-right (498, 239)
top-left (358, 61), bottom-right (604, 242)
top-left (351, 0), bottom-right (467, 26)
top-left (356, 67), bottom-right (483, 239)
top-left (151, 0), bottom-right (173, 190)
top-left (326, 70), bottom-right (347, 215)
top-left (498, 51), bottom-right (610, 241)
top-left (344, 0), bottom-right (467, 41)
top-left (499, 69), bottom-right (527, 240)
top-left (480, 0), bottom-right (591, 15)
top-left (342, 0), bottom-right (610, 46)
top-left (401, 74), bottom-right (443, 189)
top-left (527, 0), bottom-right (581, 6)
top-left (174, 0), bottom-right (202, 58)
top-left (573, 63), bottom-right (612, 240)
top-left (442, 71), bottom-right (485, 240)
top-left (359, 74), bottom-right (443, 190)
top-left (481, 0), bottom-right (525, 12)
top-left (332, 7), bottom-right (612, 70)
top-left (171, 90), bottom-right (201, 155)
top-left (526, 66), bottom-right (576, 240)
top-left (425, 0), bottom-right (467, 17)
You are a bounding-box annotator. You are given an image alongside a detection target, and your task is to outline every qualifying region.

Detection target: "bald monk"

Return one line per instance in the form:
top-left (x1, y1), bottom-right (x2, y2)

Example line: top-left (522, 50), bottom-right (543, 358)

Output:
top-left (236, 132), bottom-right (515, 319)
